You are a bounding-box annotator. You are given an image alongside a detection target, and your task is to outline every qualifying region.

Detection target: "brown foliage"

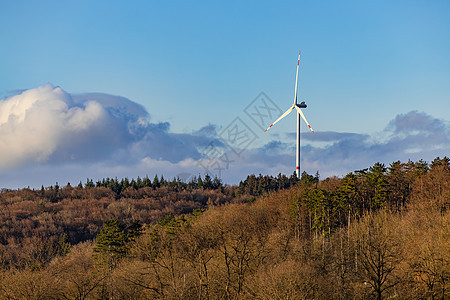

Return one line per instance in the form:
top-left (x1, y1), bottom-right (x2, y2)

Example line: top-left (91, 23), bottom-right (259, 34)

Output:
top-left (0, 184), bottom-right (234, 270)
top-left (0, 158), bottom-right (448, 299)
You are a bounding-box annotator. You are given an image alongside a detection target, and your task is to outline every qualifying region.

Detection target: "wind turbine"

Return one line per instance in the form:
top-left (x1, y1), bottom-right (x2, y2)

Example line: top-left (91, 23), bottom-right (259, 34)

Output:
top-left (265, 50), bottom-right (315, 179)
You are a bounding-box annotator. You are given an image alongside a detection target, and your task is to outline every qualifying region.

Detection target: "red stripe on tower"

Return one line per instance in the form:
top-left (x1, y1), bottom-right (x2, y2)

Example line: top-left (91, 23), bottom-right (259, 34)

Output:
top-left (296, 166), bottom-right (300, 170)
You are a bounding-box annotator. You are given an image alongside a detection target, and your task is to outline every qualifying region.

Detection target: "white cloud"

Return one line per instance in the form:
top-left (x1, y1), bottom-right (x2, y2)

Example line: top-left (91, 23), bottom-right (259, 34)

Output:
top-left (0, 85), bottom-right (111, 168)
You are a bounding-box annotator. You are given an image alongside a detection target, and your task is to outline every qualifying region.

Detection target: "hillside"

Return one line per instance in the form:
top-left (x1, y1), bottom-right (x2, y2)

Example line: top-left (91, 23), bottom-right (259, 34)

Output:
top-left (0, 157), bottom-right (448, 299)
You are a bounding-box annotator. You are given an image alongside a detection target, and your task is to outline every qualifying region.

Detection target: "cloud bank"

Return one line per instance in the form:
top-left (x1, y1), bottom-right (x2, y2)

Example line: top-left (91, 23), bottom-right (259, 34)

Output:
top-left (0, 84), bottom-right (214, 168)
top-left (0, 84), bottom-right (449, 188)
top-left (285, 110), bottom-right (450, 177)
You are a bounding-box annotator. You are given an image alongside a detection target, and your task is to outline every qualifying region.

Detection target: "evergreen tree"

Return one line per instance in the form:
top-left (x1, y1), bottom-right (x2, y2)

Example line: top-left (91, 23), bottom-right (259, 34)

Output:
top-left (314, 171), bottom-right (320, 186)
top-left (127, 220), bottom-right (143, 241)
top-left (153, 174), bottom-right (160, 188)
top-left (387, 161), bottom-right (411, 210)
top-left (121, 177), bottom-right (130, 191)
top-left (142, 175), bottom-right (152, 187)
top-left (85, 178), bottom-right (95, 188)
top-left (203, 174), bottom-right (213, 189)
top-left (188, 176), bottom-right (198, 190)
top-left (130, 178), bottom-right (137, 189)
top-left (289, 172), bottom-right (299, 186)
top-left (135, 176), bottom-right (142, 188)
top-left (367, 163), bottom-right (388, 209)
top-left (335, 172), bottom-right (359, 225)
top-left (160, 175), bottom-right (166, 186)
top-left (300, 171), bottom-right (314, 187)
top-left (414, 159), bottom-right (429, 176)
top-left (212, 176), bottom-right (222, 190)
top-left (94, 218), bottom-right (128, 264)
top-left (197, 175), bottom-right (204, 189)
top-left (108, 177), bottom-right (121, 194)
top-left (430, 156), bottom-right (450, 170)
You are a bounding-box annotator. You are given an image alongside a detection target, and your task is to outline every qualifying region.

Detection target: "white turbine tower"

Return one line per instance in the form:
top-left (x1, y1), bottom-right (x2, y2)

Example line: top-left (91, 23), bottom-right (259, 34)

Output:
top-left (265, 50), bottom-right (315, 179)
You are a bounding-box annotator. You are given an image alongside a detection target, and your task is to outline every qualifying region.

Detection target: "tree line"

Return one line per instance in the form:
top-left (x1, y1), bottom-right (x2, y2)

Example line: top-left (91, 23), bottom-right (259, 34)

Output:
top-left (80, 173), bottom-right (224, 194)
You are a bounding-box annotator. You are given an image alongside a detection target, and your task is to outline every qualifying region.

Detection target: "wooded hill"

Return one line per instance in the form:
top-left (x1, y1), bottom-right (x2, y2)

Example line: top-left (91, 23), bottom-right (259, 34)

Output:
top-left (0, 157), bottom-right (448, 299)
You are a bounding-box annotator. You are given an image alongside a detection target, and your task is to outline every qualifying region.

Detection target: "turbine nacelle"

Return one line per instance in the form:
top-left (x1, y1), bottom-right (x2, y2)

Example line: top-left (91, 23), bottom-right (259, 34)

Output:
top-left (297, 101), bottom-right (307, 108)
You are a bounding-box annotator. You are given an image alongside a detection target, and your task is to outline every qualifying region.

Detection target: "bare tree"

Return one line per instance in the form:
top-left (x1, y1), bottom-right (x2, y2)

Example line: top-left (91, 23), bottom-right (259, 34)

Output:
top-left (351, 211), bottom-right (402, 299)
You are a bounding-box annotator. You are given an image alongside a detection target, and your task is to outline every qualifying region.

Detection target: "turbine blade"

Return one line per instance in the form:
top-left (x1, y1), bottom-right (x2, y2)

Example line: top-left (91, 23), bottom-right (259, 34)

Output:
top-left (265, 106), bottom-right (294, 132)
top-left (295, 106), bottom-right (315, 134)
top-left (293, 50), bottom-right (301, 105)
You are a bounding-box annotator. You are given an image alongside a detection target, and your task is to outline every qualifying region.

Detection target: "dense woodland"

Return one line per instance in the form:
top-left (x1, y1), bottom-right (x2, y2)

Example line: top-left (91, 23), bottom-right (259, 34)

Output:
top-left (0, 157), bottom-right (448, 299)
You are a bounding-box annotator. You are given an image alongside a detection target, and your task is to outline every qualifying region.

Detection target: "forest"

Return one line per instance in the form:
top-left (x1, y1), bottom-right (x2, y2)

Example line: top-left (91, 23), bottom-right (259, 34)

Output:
top-left (0, 157), bottom-right (448, 299)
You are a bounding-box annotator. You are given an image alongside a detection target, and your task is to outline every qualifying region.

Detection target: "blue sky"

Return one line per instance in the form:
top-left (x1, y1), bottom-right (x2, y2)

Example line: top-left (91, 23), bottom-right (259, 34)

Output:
top-left (1, 0), bottom-right (449, 188)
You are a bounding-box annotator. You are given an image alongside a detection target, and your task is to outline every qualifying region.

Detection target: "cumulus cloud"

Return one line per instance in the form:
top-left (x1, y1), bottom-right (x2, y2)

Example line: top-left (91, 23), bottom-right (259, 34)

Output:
top-left (0, 84), bottom-right (449, 188)
top-left (0, 85), bottom-right (114, 168)
top-left (0, 84), bottom-right (215, 171)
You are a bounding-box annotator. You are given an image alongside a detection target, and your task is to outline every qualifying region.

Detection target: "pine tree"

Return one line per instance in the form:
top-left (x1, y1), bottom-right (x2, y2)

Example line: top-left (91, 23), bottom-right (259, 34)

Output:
top-left (153, 174), bottom-right (160, 188)
top-left (142, 175), bottom-right (152, 187)
top-left (160, 175), bottom-right (166, 186)
top-left (108, 177), bottom-right (121, 194)
top-left (335, 172), bottom-right (358, 226)
top-left (127, 220), bottom-right (143, 241)
top-left (85, 178), bottom-right (95, 188)
top-left (121, 177), bottom-right (130, 191)
top-left (300, 171), bottom-right (314, 187)
top-left (212, 176), bottom-right (222, 190)
top-left (367, 163), bottom-right (388, 209)
top-left (203, 174), bottom-right (213, 189)
top-left (94, 218), bottom-right (128, 264)
top-left (197, 175), bottom-right (204, 189)
top-left (135, 176), bottom-right (143, 188)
